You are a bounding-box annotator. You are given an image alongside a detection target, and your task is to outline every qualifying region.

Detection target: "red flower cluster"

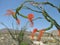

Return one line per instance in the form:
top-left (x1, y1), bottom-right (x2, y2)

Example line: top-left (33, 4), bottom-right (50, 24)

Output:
top-left (31, 28), bottom-right (38, 40)
top-left (5, 10), bottom-right (15, 16)
top-left (31, 28), bottom-right (45, 41)
top-left (37, 29), bottom-right (45, 41)
top-left (58, 30), bottom-right (60, 36)
top-left (27, 13), bottom-right (34, 27)
top-left (5, 10), bottom-right (20, 25)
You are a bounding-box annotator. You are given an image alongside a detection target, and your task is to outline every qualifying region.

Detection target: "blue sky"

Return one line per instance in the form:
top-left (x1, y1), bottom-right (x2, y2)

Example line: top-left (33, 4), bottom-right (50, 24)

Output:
top-left (0, 0), bottom-right (60, 31)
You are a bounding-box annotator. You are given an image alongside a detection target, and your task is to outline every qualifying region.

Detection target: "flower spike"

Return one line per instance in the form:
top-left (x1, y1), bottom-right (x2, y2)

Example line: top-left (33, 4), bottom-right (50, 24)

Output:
top-left (27, 13), bottom-right (34, 27)
top-left (37, 29), bottom-right (45, 41)
top-left (31, 28), bottom-right (38, 40)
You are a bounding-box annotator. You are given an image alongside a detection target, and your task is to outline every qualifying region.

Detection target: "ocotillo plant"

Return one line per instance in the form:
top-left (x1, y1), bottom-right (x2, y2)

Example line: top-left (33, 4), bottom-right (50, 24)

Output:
top-left (1, 0), bottom-right (60, 45)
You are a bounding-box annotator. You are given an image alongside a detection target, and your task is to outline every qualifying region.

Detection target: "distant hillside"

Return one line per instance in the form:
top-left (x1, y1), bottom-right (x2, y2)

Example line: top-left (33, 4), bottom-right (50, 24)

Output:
top-left (0, 28), bottom-right (20, 34)
top-left (0, 28), bottom-right (59, 35)
top-left (0, 28), bottom-right (60, 45)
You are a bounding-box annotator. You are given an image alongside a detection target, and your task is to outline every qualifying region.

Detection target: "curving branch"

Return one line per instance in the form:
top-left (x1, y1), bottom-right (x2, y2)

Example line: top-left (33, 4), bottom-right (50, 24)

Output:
top-left (18, 13), bottom-right (28, 18)
top-left (28, 1), bottom-right (60, 13)
top-left (24, 6), bottom-right (42, 13)
top-left (41, 2), bottom-right (60, 13)
top-left (45, 22), bottom-right (53, 30)
top-left (42, 8), bottom-right (60, 30)
top-left (15, 0), bottom-right (35, 16)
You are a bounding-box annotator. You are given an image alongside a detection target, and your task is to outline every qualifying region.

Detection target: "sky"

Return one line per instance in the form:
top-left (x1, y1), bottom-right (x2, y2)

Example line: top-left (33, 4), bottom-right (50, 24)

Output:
top-left (0, 0), bottom-right (60, 31)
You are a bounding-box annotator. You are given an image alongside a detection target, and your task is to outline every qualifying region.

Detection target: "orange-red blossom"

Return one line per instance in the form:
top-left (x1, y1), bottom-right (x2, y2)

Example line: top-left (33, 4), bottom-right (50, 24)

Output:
top-left (5, 10), bottom-right (20, 24)
top-left (37, 29), bottom-right (45, 41)
top-left (31, 28), bottom-right (45, 41)
top-left (27, 13), bottom-right (34, 27)
top-left (58, 30), bottom-right (60, 36)
top-left (5, 10), bottom-right (15, 16)
top-left (31, 28), bottom-right (38, 40)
